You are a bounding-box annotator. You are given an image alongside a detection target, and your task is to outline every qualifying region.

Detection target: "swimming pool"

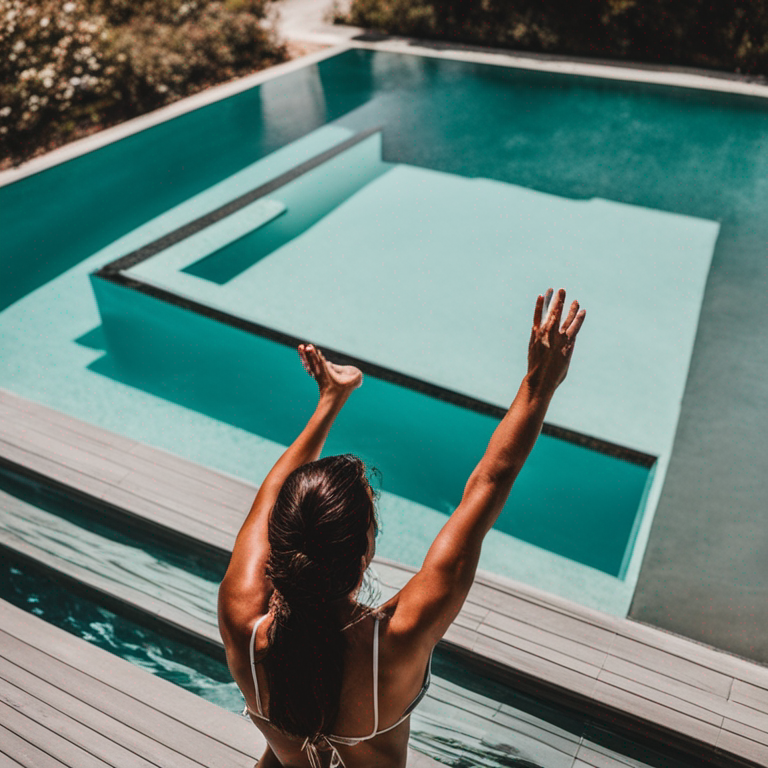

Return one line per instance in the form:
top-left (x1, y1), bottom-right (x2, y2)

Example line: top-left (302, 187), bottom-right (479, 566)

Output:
top-left (1, 48), bottom-right (767, 643)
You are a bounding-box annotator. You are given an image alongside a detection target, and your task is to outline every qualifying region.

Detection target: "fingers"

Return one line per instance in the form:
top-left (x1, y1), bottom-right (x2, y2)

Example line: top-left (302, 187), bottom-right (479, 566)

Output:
top-left (298, 344), bottom-right (311, 375)
top-left (542, 288), bottom-right (554, 322)
top-left (298, 344), bottom-right (325, 379)
top-left (534, 289), bottom-right (585, 346)
top-left (545, 288), bottom-right (566, 332)
top-left (565, 308), bottom-right (586, 340)
top-left (561, 300), bottom-right (579, 333)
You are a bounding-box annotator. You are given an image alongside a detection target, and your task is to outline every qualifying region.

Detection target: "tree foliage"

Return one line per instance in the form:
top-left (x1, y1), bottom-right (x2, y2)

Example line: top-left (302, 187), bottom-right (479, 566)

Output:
top-left (344, 0), bottom-right (768, 76)
top-left (1, 0), bottom-right (285, 167)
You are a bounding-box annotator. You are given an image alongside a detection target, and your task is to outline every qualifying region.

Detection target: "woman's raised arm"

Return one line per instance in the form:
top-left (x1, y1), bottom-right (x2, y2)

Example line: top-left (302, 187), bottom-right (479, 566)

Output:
top-left (388, 289), bottom-right (586, 647)
top-left (218, 344), bottom-right (362, 627)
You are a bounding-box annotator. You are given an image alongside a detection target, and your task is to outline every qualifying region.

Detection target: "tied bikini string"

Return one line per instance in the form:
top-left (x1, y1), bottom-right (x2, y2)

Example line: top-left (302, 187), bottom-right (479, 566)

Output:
top-left (301, 736), bottom-right (345, 768)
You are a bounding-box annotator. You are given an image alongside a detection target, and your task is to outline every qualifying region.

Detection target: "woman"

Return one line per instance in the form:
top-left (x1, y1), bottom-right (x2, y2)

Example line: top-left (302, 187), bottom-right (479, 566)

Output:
top-left (218, 288), bottom-right (585, 768)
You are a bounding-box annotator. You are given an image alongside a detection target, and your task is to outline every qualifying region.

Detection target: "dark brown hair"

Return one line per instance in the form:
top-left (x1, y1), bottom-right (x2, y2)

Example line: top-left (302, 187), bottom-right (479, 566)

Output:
top-left (263, 454), bottom-right (376, 739)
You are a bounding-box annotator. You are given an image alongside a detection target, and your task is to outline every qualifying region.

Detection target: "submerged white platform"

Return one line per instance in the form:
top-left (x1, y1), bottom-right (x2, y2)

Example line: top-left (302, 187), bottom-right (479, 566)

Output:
top-left (126, 127), bottom-right (719, 460)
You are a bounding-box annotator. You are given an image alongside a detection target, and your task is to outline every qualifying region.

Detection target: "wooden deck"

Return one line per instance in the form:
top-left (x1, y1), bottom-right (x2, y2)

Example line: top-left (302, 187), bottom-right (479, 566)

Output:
top-left (0, 598), bottom-right (439, 768)
top-left (0, 597), bottom-right (267, 768)
top-left (1, 388), bottom-right (767, 767)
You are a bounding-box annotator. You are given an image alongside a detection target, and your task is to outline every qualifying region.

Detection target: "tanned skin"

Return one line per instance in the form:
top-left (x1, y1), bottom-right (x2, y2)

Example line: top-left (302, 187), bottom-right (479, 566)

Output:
top-left (218, 288), bottom-right (586, 767)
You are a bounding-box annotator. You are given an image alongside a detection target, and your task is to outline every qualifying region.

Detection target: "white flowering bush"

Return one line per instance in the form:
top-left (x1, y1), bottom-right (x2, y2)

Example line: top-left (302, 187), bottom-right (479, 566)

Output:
top-left (1, 0), bottom-right (285, 167)
top-left (1, 2), bottom-right (111, 148)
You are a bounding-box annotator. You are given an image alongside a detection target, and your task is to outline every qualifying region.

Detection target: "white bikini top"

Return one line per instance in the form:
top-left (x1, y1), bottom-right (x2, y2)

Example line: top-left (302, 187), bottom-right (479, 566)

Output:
top-left (245, 613), bottom-right (432, 767)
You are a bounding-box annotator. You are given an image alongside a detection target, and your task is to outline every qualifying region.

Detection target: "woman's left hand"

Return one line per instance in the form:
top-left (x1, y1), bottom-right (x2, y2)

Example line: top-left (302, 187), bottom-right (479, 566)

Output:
top-left (298, 344), bottom-right (363, 399)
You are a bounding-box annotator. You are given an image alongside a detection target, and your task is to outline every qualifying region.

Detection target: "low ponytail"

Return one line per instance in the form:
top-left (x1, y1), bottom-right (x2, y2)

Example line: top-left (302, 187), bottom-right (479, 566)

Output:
top-left (262, 455), bottom-right (375, 739)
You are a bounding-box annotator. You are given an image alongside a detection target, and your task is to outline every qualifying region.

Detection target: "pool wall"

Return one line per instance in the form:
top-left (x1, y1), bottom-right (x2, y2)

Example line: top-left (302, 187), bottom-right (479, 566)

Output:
top-left (91, 269), bottom-right (652, 578)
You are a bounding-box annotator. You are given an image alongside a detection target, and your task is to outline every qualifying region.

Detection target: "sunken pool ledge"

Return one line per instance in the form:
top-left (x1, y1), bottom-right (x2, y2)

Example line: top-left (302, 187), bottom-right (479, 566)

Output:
top-left (1, 388), bottom-right (766, 768)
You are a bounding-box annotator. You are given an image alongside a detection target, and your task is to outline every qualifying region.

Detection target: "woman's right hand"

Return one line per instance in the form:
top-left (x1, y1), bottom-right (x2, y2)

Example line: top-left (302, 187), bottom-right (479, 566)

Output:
top-left (298, 344), bottom-right (363, 401)
top-left (526, 288), bottom-right (586, 396)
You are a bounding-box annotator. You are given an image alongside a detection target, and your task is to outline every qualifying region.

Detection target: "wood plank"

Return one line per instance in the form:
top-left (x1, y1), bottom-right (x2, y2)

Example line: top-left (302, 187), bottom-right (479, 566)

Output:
top-left (0, 602), bottom-right (439, 768)
top-left (608, 634), bottom-right (733, 699)
top-left (3, 390), bottom-right (768, 767)
top-left (0, 405), bottom-right (139, 468)
top-left (572, 744), bottom-right (639, 768)
top-left (481, 609), bottom-right (610, 668)
top-left (601, 655), bottom-right (730, 717)
top-left (0, 675), bottom-right (160, 768)
top-left (0, 635), bottom-right (242, 768)
top-left (453, 598), bottom-right (489, 628)
top-left (0, 424), bottom-right (130, 484)
top-left (442, 621), bottom-right (479, 651)
top-left (406, 751), bottom-right (445, 768)
top-left (1, 632), bottom-right (248, 767)
top-left (472, 632), bottom-right (597, 699)
top-left (118, 463), bottom-right (252, 514)
top-left (476, 621), bottom-right (603, 679)
top-left (716, 728), bottom-right (768, 766)
top-left (721, 718), bottom-right (768, 748)
top-left (0, 754), bottom-right (22, 768)
top-left (0, 390), bottom-right (253, 496)
top-left (0, 718), bottom-right (72, 768)
top-left (128, 441), bottom-right (256, 495)
top-left (0, 441), bottom-right (130, 504)
top-left (102, 467), bottom-right (244, 531)
top-left (116, 471), bottom-right (247, 526)
top-left (730, 679), bottom-right (768, 716)
top-left (591, 680), bottom-right (721, 747)
top-left (452, 608), bottom-right (486, 633)
top-left (92, 483), bottom-right (236, 551)
top-left (0, 395), bottom-right (254, 511)
top-left (0, 390), bottom-right (138, 452)
top-left (596, 669), bottom-right (723, 727)
top-left (470, 581), bottom-right (617, 650)
top-left (0, 489), bottom-right (221, 628)
top-left (470, 575), bottom-right (623, 631)
top-left (618, 619), bottom-right (768, 690)
top-left (0, 600), bottom-right (262, 759)
top-left (721, 700), bottom-right (768, 736)
top-left (0, 443), bottom-right (237, 550)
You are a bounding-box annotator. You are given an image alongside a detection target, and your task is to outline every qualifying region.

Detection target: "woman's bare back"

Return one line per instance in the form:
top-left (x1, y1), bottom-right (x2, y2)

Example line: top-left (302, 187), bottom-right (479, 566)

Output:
top-left (228, 605), bottom-right (432, 767)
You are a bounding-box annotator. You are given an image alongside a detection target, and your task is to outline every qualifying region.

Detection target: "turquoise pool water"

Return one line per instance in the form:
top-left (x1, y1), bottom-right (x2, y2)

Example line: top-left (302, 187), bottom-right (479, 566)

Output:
top-left (1, 49), bottom-right (767, 623)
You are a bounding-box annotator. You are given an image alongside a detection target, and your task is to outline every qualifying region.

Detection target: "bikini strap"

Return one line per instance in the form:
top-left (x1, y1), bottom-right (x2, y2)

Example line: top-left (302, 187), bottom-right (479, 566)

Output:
top-left (249, 614), bottom-right (269, 718)
top-left (371, 617), bottom-right (380, 736)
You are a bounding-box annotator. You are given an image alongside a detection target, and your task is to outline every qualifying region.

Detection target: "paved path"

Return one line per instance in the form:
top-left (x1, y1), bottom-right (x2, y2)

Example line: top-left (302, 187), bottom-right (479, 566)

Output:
top-left (274, 0), bottom-right (362, 46)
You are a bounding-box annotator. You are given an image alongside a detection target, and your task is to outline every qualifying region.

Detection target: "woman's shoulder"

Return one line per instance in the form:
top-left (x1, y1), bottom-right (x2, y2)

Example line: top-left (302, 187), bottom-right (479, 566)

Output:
top-left (220, 601), bottom-right (270, 656)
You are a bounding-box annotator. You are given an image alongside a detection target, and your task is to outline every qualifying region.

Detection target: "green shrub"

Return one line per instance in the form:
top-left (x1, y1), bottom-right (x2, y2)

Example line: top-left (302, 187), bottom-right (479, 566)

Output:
top-left (1, 0), bottom-right (285, 167)
top-left (343, 0), bottom-right (768, 77)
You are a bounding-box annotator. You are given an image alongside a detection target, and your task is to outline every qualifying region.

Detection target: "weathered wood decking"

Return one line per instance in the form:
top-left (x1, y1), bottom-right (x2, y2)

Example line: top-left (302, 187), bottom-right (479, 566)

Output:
top-left (0, 598), bottom-right (443, 768)
top-left (0, 597), bottom-right (266, 767)
top-left (0, 388), bottom-right (766, 767)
